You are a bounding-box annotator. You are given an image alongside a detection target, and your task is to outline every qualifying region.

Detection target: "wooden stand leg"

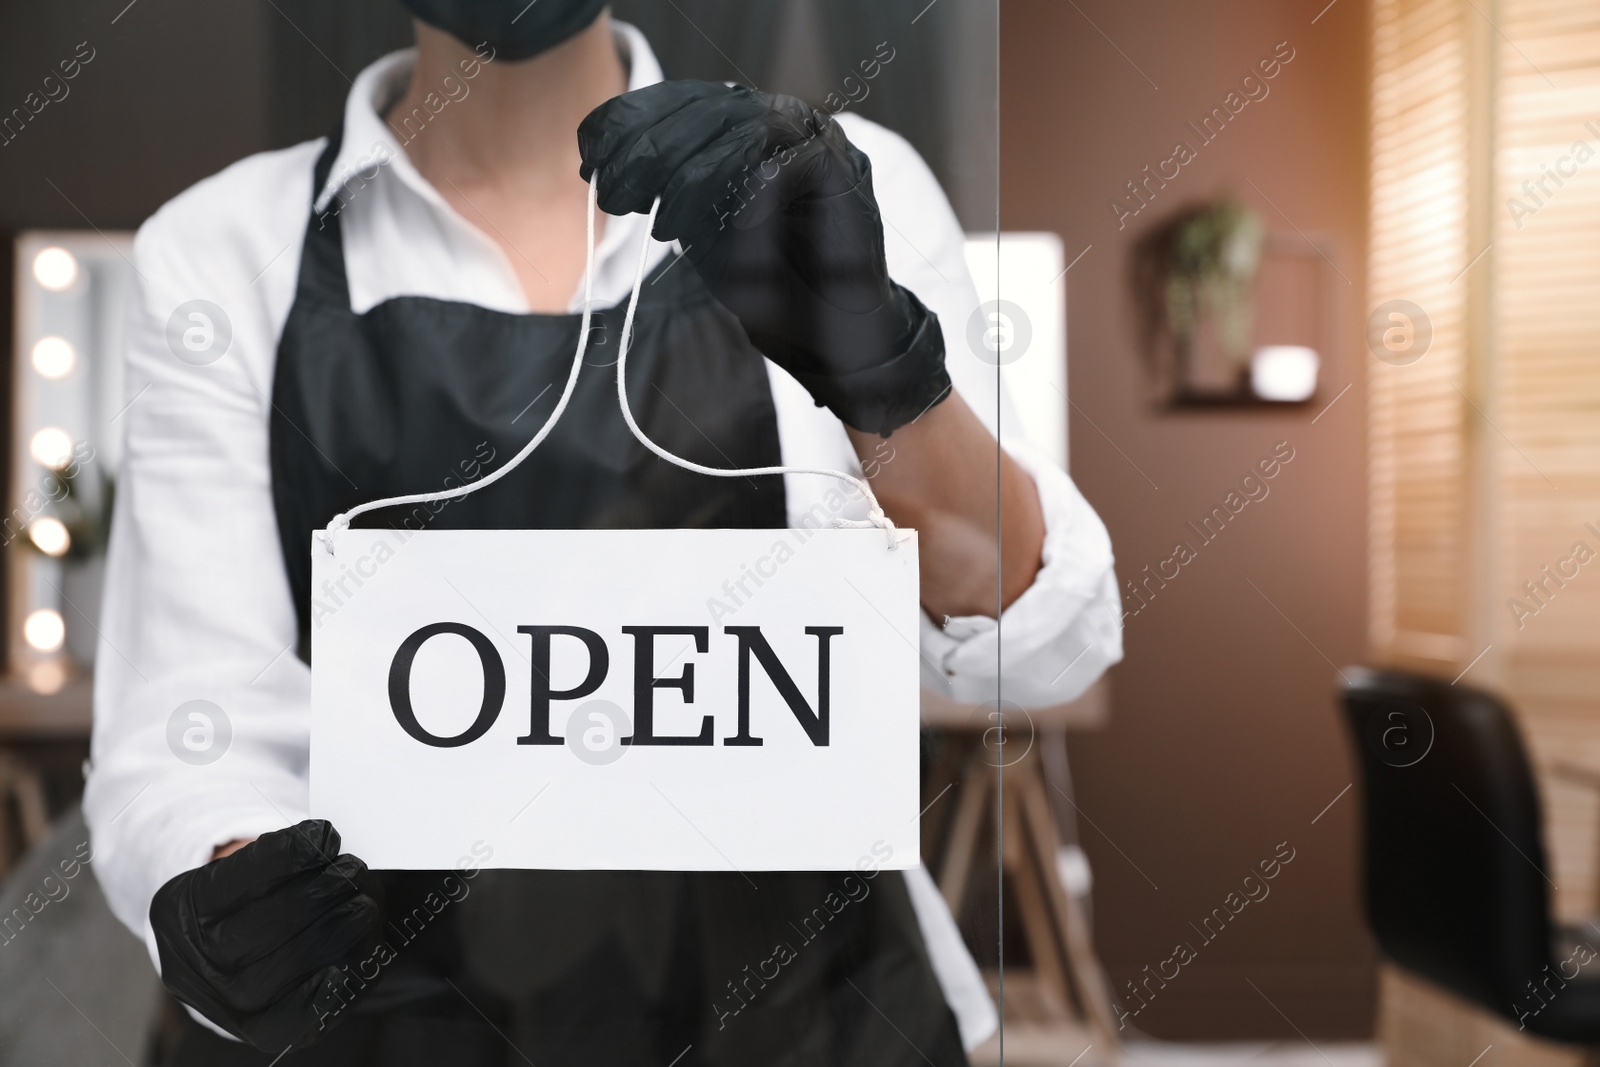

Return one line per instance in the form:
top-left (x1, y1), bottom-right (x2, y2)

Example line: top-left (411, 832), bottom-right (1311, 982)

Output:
top-left (926, 740), bottom-right (1122, 1062)
top-left (1003, 783), bottom-right (1073, 1019)
top-left (0, 752), bottom-right (49, 879)
top-left (1015, 753), bottom-right (1121, 1049)
top-left (939, 754), bottom-right (992, 915)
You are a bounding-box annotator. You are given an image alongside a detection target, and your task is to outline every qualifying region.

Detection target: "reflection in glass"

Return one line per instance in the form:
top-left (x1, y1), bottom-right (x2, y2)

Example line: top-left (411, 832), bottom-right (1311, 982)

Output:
top-left (26, 658), bottom-right (68, 695)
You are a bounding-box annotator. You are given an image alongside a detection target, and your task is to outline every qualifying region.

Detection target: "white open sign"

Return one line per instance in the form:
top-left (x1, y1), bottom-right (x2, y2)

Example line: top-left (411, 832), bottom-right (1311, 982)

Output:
top-left (310, 527), bottom-right (921, 871)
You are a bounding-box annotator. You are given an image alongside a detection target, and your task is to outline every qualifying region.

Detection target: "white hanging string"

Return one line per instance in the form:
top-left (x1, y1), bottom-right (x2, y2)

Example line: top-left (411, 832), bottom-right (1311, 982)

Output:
top-left (612, 192), bottom-right (899, 545)
top-left (320, 176), bottom-right (899, 554)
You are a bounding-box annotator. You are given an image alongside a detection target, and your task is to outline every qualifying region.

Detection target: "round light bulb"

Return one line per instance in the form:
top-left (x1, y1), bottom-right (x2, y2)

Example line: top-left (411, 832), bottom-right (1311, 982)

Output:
top-left (29, 427), bottom-right (74, 470)
top-left (28, 517), bottom-right (70, 558)
top-left (31, 336), bottom-right (76, 379)
top-left (26, 658), bottom-right (66, 695)
top-left (23, 609), bottom-right (65, 653)
top-left (32, 247), bottom-right (78, 291)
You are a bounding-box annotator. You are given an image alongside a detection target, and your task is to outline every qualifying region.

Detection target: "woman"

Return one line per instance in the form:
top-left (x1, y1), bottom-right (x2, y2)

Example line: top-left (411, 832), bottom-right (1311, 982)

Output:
top-left (84, 2), bottom-right (1122, 1064)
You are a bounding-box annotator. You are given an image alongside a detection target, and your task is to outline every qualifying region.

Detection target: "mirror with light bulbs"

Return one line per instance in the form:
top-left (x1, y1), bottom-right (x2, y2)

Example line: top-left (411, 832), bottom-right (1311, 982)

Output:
top-left (9, 232), bottom-right (133, 697)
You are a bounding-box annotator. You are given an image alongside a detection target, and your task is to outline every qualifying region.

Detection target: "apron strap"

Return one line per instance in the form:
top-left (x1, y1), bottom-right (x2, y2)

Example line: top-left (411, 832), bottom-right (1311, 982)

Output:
top-left (294, 124), bottom-right (354, 310)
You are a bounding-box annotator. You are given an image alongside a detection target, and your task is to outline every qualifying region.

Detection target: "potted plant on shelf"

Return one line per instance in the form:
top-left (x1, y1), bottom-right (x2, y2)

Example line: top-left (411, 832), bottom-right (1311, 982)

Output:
top-left (1131, 198), bottom-right (1266, 404)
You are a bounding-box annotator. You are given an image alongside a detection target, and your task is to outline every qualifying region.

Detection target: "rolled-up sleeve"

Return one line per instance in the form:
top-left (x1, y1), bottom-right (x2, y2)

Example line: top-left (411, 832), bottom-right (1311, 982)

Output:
top-left (82, 145), bottom-right (320, 971)
top-left (917, 435), bottom-right (1123, 706)
top-left (837, 115), bottom-right (1124, 710)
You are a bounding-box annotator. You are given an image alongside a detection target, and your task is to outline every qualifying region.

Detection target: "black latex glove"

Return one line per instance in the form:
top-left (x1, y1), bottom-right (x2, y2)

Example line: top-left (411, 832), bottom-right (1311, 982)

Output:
top-left (578, 80), bottom-right (952, 437)
top-left (150, 820), bottom-right (383, 1052)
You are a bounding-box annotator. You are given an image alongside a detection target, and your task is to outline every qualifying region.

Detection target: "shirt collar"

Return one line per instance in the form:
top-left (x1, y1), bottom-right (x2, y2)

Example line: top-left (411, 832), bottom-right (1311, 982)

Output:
top-left (314, 19), bottom-right (663, 214)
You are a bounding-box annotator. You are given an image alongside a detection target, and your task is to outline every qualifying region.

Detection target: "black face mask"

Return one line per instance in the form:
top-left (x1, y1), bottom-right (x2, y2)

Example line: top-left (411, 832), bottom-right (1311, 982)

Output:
top-left (401, 0), bottom-right (609, 62)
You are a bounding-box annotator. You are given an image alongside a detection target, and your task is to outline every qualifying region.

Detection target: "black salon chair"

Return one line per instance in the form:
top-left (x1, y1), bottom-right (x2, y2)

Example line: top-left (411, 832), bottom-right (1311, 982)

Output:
top-left (1341, 666), bottom-right (1600, 1042)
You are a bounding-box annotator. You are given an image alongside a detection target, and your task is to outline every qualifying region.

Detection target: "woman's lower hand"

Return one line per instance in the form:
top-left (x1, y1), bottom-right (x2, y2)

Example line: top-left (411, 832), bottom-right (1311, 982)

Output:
top-left (149, 819), bottom-right (384, 1052)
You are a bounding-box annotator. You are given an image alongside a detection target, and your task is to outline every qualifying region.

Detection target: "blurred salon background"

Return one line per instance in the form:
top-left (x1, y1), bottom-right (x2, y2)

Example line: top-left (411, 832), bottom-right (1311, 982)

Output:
top-left (3, 1), bottom-right (1600, 1065)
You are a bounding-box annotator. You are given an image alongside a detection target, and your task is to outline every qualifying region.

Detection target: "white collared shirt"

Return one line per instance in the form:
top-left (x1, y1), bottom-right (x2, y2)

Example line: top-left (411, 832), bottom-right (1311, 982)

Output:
top-left (83, 23), bottom-right (1120, 1051)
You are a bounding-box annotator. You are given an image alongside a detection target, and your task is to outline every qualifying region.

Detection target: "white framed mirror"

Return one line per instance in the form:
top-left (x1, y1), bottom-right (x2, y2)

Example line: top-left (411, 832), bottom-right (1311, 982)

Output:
top-left (9, 231), bottom-right (135, 697)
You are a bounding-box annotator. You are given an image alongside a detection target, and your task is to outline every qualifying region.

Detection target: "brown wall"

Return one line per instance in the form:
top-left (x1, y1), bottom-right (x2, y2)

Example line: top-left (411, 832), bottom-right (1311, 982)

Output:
top-left (1001, 0), bottom-right (1377, 1039)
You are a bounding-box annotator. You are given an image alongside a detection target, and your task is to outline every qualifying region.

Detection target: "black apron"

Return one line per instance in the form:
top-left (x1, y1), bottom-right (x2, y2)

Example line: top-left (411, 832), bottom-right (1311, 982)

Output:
top-left (166, 129), bottom-right (968, 1067)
